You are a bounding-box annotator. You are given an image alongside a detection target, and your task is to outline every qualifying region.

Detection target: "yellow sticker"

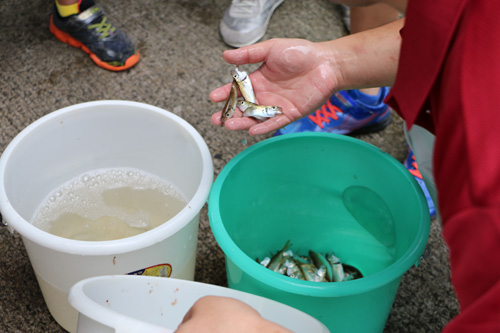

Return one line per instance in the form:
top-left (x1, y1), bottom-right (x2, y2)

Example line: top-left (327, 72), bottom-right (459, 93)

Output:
top-left (128, 264), bottom-right (172, 277)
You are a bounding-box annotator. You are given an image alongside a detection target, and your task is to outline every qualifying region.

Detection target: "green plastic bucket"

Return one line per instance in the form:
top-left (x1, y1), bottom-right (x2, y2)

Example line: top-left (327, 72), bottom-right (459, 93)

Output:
top-left (208, 133), bottom-right (430, 332)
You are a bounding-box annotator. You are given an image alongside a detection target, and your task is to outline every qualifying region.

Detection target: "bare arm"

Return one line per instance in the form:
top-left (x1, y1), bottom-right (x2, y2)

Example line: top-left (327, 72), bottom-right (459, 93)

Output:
top-left (210, 18), bottom-right (404, 135)
top-left (330, 18), bottom-right (403, 91)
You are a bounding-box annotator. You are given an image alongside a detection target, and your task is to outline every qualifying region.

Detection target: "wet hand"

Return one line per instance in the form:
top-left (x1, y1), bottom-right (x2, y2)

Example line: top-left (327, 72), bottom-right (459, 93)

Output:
top-left (210, 38), bottom-right (339, 135)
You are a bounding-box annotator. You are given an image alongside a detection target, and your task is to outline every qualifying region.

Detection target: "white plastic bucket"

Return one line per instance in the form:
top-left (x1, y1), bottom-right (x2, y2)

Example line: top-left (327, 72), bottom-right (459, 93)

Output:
top-left (0, 101), bottom-right (213, 332)
top-left (68, 275), bottom-right (330, 333)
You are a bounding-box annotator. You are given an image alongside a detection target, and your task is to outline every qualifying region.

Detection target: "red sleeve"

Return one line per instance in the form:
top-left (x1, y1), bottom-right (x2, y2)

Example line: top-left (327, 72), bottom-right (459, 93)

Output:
top-left (433, 2), bottom-right (500, 330)
top-left (431, 0), bottom-right (500, 332)
top-left (389, 0), bottom-right (500, 330)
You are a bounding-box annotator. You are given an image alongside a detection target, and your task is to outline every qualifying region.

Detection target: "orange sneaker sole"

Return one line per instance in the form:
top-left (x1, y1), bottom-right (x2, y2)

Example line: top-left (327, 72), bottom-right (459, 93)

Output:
top-left (49, 15), bottom-right (140, 71)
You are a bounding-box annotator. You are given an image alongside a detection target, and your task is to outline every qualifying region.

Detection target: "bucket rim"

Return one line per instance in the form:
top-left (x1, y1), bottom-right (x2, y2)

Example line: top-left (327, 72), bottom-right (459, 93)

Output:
top-left (0, 100), bottom-right (214, 255)
top-left (68, 275), bottom-right (330, 332)
top-left (209, 132), bottom-right (430, 297)
top-left (68, 275), bottom-right (174, 332)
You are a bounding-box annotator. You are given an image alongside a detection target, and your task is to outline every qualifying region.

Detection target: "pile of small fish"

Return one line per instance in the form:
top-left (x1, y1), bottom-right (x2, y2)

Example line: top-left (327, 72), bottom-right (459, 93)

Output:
top-left (257, 240), bottom-right (363, 283)
top-left (221, 66), bottom-right (283, 126)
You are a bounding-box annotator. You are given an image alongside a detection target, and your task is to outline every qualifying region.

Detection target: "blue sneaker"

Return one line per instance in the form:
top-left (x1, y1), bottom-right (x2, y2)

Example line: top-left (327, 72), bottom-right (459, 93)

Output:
top-left (404, 148), bottom-right (437, 218)
top-left (50, 4), bottom-right (140, 71)
top-left (274, 88), bottom-right (392, 136)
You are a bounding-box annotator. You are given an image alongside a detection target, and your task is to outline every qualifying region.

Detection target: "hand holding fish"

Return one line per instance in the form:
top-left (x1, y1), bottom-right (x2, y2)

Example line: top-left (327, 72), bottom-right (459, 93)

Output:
top-left (211, 26), bottom-right (402, 135)
top-left (211, 38), bottom-right (340, 135)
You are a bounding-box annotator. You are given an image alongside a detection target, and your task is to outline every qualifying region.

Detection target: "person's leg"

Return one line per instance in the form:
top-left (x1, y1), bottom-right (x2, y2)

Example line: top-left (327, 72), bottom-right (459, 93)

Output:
top-left (404, 125), bottom-right (438, 219)
top-left (350, 3), bottom-right (399, 33)
top-left (51, 0), bottom-right (140, 71)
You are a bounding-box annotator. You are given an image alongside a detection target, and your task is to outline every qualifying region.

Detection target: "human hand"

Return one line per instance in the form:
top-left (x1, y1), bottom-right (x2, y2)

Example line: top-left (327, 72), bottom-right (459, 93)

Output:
top-left (210, 38), bottom-right (339, 135)
top-left (175, 296), bottom-right (292, 333)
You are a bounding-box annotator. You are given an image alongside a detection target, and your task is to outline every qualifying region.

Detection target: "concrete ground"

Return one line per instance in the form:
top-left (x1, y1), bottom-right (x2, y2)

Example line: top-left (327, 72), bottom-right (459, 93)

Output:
top-left (0, 0), bottom-right (458, 331)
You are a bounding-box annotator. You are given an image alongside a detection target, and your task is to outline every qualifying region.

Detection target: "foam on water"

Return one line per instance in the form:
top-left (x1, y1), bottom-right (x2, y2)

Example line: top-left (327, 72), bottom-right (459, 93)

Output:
top-left (31, 168), bottom-right (187, 241)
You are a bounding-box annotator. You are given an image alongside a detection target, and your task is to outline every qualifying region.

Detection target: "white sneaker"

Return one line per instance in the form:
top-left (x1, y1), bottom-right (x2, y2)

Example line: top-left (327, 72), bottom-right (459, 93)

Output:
top-left (220, 0), bottom-right (285, 48)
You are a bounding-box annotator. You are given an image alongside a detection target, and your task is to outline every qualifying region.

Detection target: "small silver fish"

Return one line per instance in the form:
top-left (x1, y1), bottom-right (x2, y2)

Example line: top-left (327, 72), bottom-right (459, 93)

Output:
top-left (298, 263), bottom-right (319, 282)
top-left (259, 256), bottom-right (271, 267)
top-left (220, 81), bottom-right (238, 126)
top-left (267, 240), bottom-right (292, 272)
top-left (283, 257), bottom-right (295, 268)
top-left (278, 265), bottom-right (288, 275)
top-left (289, 272), bottom-right (303, 280)
top-left (238, 101), bottom-right (283, 120)
top-left (286, 258), bottom-right (305, 280)
top-left (326, 252), bottom-right (345, 282)
top-left (316, 265), bottom-right (327, 282)
top-left (231, 66), bottom-right (256, 103)
top-left (294, 255), bottom-right (312, 265)
top-left (326, 252), bottom-right (341, 265)
top-left (331, 263), bottom-right (345, 282)
top-left (309, 250), bottom-right (334, 282)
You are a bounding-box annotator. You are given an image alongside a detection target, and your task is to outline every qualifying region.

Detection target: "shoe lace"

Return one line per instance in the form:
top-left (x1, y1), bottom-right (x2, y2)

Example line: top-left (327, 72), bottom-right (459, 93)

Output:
top-left (230, 0), bottom-right (259, 14)
top-left (307, 99), bottom-right (342, 129)
top-left (88, 16), bottom-right (116, 39)
top-left (408, 153), bottom-right (423, 179)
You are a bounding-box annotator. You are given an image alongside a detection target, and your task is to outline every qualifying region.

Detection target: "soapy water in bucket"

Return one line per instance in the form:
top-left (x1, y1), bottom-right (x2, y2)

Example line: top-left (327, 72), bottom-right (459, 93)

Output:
top-left (31, 168), bottom-right (187, 241)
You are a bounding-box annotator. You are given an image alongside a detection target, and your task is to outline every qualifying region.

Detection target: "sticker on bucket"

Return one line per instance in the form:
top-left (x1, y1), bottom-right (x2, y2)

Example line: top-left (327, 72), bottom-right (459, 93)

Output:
top-left (128, 264), bottom-right (172, 277)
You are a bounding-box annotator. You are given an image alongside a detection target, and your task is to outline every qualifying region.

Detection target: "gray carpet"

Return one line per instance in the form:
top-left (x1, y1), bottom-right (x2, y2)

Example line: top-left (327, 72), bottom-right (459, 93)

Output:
top-left (0, 0), bottom-right (458, 331)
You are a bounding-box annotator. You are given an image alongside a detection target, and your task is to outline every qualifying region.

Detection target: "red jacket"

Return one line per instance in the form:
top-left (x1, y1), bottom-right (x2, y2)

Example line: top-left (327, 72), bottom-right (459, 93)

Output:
top-left (387, 0), bottom-right (500, 331)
